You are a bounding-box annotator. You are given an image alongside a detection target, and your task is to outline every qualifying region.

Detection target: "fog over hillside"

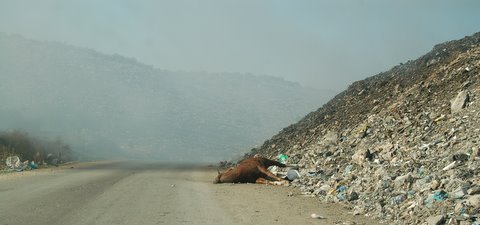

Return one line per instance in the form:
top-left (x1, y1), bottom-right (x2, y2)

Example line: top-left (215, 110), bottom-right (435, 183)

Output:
top-left (0, 33), bottom-right (334, 162)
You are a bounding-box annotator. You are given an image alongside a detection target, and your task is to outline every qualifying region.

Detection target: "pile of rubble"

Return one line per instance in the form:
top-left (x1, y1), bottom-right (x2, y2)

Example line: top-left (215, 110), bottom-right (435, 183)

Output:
top-left (245, 32), bottom-right (480, 224)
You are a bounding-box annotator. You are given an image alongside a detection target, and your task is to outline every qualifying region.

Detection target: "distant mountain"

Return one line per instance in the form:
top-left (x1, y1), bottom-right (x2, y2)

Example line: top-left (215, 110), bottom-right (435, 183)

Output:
top-left (0, 33), bottom-right (334, 162)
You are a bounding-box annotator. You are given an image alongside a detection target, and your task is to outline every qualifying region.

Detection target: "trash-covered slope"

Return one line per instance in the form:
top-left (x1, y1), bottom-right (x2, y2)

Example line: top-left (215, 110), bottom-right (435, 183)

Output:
top-left (247, 32), bottom-right (480, 224)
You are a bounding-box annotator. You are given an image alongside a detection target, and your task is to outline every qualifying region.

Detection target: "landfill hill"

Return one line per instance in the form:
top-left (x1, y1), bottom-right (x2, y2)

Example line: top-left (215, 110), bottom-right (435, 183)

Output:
top-left (246, 32), bottom-right (480, 224)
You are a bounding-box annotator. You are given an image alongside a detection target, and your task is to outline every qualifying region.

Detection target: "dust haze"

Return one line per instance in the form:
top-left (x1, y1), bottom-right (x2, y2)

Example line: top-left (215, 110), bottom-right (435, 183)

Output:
top-left (0, 0), bottom-right (479, 163)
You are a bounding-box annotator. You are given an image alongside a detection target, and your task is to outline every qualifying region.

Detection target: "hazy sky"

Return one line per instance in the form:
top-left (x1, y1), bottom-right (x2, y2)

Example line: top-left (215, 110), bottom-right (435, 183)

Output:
top-left (1, 0), bottom-right (479, 90)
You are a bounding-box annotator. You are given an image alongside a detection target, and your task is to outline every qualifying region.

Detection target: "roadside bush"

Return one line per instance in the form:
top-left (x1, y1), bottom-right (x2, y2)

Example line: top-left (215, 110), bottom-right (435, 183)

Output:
top-left (0, 130), bottom-right (73, 169)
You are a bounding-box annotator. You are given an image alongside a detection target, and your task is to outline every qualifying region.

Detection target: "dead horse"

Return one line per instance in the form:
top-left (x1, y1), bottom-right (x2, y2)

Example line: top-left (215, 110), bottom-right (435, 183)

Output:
top-left (213, 156), bottom-right (288, 185)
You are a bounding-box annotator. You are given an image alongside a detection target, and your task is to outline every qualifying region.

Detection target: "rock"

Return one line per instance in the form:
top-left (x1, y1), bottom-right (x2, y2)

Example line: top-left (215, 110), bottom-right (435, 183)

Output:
top-left (352, 148), bottom-right (370, 165)
top-left (374, 141), bottom-right (394, 153)
top-left (467, 186), bottom-right (480, 195)
top-left (319, 184), bottom-right (330, 193)
top-left (374, 166), bottom-right (387, 179)
top-left (322, 131), bottom-right (338, 145)
top-left (471, 147), bottom-right (480, 160)
top-left (454, 201), bottom-right (465, 214)
top-left (431, 179), bottom-right (441, 190)
top-left (353, 204), bottom-right (365, 215)
top-left (414, 176), bottom-right (432, 191)
top-left (451, 188), bottom-right (467, 199)
top-left (451, 90), bottom-right (469, 114)
top-left (354, 123), bottom-right (369, 139)
top-left (466, 195), bottom-right (480, 208)
top-left (394, 173), bottom-right (413, 189)
top-left (426, 215), bottom-right (444, 225)
top-left (452, 153), bottom-right (469, 161)
top-left (347, 191), bottom-right (359, 201)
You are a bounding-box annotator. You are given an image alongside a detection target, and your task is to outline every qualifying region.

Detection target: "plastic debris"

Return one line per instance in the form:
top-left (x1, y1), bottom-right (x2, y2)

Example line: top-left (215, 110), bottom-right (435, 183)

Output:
top-left (6, 156), bottom-right (20, 169)
top-left (29, 161), bottom-right (38, 170)
top-left (286, 169), bottom-right (300, 181)
top-left (278, 154), bottom-right (288, 164)
top-left (433, 190), bottom-right (449, 201)
top-left (442, 161), bottom-right (457, 171)
top-left (310, 213), bottom-right (326, 219)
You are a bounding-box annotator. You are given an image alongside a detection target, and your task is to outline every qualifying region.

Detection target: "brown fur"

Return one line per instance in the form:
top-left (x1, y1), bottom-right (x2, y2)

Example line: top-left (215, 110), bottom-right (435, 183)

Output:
top-left (213, 157), bottom-right (288, 185)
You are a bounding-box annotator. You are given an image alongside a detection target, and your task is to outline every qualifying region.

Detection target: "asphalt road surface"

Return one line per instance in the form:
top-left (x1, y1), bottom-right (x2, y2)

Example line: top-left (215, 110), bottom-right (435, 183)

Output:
top-left (0, 161), bottom-right (377, 225)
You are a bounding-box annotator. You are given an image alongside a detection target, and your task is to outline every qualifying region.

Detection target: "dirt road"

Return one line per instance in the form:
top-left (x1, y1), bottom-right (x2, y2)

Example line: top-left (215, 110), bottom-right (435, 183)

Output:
top-left (0, 161), bottom-right (377, 225)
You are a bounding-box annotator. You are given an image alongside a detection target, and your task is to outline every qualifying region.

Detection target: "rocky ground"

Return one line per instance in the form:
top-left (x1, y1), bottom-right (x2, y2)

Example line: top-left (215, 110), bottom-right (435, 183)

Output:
top-left (244, 32), bottom-right (480, 224)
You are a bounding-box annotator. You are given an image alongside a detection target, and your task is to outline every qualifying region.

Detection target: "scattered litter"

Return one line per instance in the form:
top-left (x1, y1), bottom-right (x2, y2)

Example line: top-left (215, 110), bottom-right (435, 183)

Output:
top-left (268, 165), bottom-right (279, 175)
top-left (278, 154), bottom-right (288, 164)
top-left (442, 161), bottom-right (457, 171)
top-left (310, 213), bottom-right (325, 219)
top-left (6, 156), bottom-right (20, 169)
top-left (29, 161), bottom-right (38, 170)
top-left (286, 169), bottom-right (300, 181)
top-left (5, 156), bottom-right (30, 172)
top-left (433, 190), bottom-right (449, 201)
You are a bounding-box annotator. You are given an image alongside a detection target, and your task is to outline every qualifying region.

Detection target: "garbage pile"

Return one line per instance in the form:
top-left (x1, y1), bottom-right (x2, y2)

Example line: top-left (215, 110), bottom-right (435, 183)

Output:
top-left (5, 155), bottom-right (39, 172)
top-left (245, 32), bottom-right (480, 224)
